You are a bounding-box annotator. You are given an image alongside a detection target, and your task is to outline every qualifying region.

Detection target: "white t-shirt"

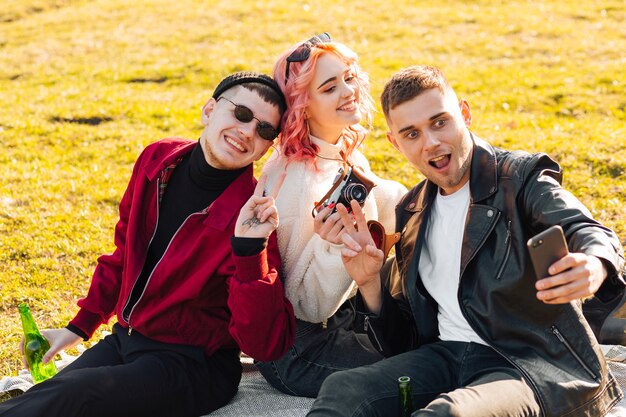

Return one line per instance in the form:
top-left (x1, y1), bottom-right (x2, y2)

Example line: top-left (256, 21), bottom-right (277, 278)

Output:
top-left (418, 181), bottom-right (487, 345)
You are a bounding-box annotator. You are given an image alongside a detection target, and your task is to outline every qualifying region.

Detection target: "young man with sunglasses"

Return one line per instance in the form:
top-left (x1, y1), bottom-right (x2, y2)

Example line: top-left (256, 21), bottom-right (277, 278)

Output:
top-left (308, 65), bottom-right (625, 417)
top-left (0, 72), bottom-right (296, 417)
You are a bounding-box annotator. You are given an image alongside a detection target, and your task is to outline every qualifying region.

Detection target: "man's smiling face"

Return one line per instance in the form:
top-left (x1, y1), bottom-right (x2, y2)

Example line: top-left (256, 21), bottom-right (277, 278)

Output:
top-left (386, 87), bottom-right (473, 196)
top-left (199, 86), bottom-right (279, 170)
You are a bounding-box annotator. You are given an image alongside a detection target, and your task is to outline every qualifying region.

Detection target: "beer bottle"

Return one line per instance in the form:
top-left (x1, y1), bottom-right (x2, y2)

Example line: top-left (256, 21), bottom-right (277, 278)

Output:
top-left (18, 303), bottom-right (57, 383)
top-left (398, 375), bottom-right (415, 417)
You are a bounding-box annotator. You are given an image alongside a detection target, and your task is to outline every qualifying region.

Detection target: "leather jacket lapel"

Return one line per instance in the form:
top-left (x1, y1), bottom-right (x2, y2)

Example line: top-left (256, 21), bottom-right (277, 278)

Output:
top-left (461, 205), bottom-right (500, 276)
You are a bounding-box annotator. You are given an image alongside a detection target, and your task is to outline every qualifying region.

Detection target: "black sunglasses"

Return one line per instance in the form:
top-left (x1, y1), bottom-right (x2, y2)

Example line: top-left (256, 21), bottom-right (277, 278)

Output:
top-left (285, 32), bottom-right (332, 83)
top-left (217, 96), bottom-right (279, 141)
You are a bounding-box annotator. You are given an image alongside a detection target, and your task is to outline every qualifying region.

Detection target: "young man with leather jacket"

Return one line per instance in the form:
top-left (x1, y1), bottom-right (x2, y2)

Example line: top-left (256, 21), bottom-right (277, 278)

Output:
top-left (308, 65), bottom-right (625, 417)
top-left (0, 72), bottom-right (296, 417)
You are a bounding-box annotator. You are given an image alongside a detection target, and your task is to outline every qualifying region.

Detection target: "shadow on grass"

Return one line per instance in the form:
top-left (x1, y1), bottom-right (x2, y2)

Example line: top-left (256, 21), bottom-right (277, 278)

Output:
top-left (126, 76), bottom-right (169, 84)
top-left (50, 116), bottom-right (113, 126)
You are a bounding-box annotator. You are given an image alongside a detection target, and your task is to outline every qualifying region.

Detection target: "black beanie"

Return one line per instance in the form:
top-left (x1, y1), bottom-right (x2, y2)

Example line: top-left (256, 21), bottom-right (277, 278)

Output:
top-left (212, 72), bottom-right (285, 108)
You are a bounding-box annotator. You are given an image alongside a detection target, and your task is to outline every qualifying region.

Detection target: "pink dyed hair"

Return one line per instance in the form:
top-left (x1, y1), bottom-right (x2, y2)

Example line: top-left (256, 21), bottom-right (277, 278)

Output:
top-left (273, 41), bottom-right (375, 163)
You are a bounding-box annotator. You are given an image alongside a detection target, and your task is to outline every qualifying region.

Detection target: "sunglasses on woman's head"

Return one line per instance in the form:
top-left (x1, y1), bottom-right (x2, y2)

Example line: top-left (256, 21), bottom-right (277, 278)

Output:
top-left (217, 96), bottom-right (279, 141)
top-left (284, 32), bottom-right (332, 83)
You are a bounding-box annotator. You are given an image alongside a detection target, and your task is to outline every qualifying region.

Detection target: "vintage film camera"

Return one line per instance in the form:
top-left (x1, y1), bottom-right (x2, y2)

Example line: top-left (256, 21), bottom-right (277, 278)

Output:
top-left (312, 165), bottom-right (377, 219)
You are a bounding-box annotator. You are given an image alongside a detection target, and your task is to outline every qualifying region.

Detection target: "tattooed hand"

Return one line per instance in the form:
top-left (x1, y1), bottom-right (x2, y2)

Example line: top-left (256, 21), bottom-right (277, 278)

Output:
top-left (234, 172), bottom-right (286, 239)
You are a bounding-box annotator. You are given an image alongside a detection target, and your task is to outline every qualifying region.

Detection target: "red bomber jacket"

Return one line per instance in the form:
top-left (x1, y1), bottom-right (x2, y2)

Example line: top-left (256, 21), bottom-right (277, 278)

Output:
top-left (69, 138), bottom-right (295, 361)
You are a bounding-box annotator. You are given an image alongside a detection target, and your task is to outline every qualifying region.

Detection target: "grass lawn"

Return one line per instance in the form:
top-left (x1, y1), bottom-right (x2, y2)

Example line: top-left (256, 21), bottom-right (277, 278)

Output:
top-left (0, 0), bottom-right (624, 377)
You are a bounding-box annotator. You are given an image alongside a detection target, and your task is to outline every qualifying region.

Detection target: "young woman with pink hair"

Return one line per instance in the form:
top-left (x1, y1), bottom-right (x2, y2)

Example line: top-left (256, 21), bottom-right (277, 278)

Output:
top-left (256, 33), bottom-right (407, 397)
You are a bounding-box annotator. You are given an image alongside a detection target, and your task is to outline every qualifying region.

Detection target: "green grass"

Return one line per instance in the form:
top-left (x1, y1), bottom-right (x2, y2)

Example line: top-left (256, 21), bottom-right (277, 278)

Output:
top-left (0, 0), bottom-right (624, 376)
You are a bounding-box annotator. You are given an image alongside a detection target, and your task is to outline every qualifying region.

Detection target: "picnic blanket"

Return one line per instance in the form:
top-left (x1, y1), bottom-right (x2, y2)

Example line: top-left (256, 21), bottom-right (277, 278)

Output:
top-left (206, 347), bottom-right (626, 417)
top-left (3, 345), bottom-right (626, 416)
top-left (205, 356), bottom-right (314, 417)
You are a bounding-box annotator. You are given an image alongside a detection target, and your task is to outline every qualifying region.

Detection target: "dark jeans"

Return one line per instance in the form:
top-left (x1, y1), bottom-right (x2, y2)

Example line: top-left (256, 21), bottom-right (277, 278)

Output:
top-left (308, 341), bottom-right (541, 417)
top-left (0, 323), bottom-right (242, 417)
top-left (256, 300), bottom-right (383, 397)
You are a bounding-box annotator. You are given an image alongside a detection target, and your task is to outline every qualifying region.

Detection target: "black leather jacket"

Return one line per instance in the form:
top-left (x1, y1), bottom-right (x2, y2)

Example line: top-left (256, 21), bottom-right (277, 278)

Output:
top-left (359, 136), bottom-right (625, 417)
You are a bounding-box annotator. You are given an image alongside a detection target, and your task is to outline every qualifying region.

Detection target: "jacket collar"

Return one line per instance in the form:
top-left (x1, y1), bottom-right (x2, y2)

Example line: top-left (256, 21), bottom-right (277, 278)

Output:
top-left (469, 134), bottom-right (498, 203)
top-left (143, 139), bottom-right (256, 231)
top-left (145, 140), bottom-right (197, 181)
top-left (404, 132), bottom-right (498, 213)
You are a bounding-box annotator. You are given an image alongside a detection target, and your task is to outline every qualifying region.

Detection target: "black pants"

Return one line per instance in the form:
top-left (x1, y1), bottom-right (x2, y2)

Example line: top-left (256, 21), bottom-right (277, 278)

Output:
top-left (0, 323), bottom-right (242, 417)
top-left (308, 341), bottom-right (541, 417)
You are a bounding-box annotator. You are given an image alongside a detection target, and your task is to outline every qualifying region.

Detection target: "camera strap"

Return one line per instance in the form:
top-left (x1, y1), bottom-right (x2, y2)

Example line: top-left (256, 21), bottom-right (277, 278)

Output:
top-left (312, 160), bottom-right (349, 218)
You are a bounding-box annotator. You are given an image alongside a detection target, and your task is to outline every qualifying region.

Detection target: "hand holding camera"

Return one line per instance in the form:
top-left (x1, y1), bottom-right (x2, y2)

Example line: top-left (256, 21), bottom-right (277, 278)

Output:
top-left (313, 206), bottom-right (345, 245)
top-left (312, 165), bottom-right (377, 244)
top-left (312, 165), bottom-right (377, 219)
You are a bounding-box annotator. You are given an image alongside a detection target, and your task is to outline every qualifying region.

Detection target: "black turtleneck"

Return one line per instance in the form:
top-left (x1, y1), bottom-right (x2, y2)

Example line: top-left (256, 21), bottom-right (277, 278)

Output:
top-left (149, 141), bottom-right (247, 260)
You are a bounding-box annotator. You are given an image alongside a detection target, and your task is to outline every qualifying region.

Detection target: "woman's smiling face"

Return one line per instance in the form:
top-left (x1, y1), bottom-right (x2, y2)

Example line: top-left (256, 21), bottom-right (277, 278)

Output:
top-left (305, 53), bottom-right (361, 144)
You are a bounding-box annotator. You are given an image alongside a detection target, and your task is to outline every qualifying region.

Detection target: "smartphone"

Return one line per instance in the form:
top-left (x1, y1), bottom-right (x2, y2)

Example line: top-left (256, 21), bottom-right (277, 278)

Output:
top-left (527, 225), bottom-right (569, 280)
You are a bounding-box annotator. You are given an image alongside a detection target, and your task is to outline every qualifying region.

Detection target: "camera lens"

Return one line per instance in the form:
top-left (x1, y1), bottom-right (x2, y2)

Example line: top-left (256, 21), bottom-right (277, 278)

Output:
top-left (343, 183), bottom-right (368, 203)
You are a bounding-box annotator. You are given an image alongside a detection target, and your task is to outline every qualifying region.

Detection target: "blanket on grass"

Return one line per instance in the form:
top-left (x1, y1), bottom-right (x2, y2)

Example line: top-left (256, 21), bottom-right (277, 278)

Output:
top-left (3, 345), bottom-right (626, 416)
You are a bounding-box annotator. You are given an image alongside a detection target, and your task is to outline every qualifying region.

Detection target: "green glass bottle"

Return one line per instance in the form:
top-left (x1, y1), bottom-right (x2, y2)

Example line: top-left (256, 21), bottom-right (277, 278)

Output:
top-left (398, 376), bottom-right (415, 417)
top-left (18, 303), bottom-right (57, 383)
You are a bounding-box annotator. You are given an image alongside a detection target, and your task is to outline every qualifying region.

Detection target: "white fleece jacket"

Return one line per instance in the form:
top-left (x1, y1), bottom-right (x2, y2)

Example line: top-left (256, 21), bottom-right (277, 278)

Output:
top-left (262, 136), bottom-right (407, 323)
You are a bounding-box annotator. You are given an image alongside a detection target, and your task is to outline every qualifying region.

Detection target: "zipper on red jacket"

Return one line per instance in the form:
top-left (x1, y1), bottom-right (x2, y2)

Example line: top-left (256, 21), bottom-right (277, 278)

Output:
top-left (121, 178), bottom-right (163, 334)
top-left (122, 177), bottom-right (205, 334)
top-left (122, 184), bottom-right (204, 333)
top-left (122, 178), bottom-right (161, 336)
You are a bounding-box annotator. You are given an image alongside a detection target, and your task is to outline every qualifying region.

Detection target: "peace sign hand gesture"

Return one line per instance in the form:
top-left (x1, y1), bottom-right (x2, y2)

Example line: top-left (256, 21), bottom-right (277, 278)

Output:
top-left (337, 200), bottom-right (384, 314)
top-left (235, 172), bottom-right (285, 239)
top-left (337, 200), bottom-right (384, 286)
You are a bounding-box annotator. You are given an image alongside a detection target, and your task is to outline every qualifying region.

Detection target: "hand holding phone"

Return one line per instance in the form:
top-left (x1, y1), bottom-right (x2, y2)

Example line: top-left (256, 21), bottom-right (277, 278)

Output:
top-left (527, 225), bottom-right (569, 280)
top-left (529, 225), bottom-right (609, 304)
